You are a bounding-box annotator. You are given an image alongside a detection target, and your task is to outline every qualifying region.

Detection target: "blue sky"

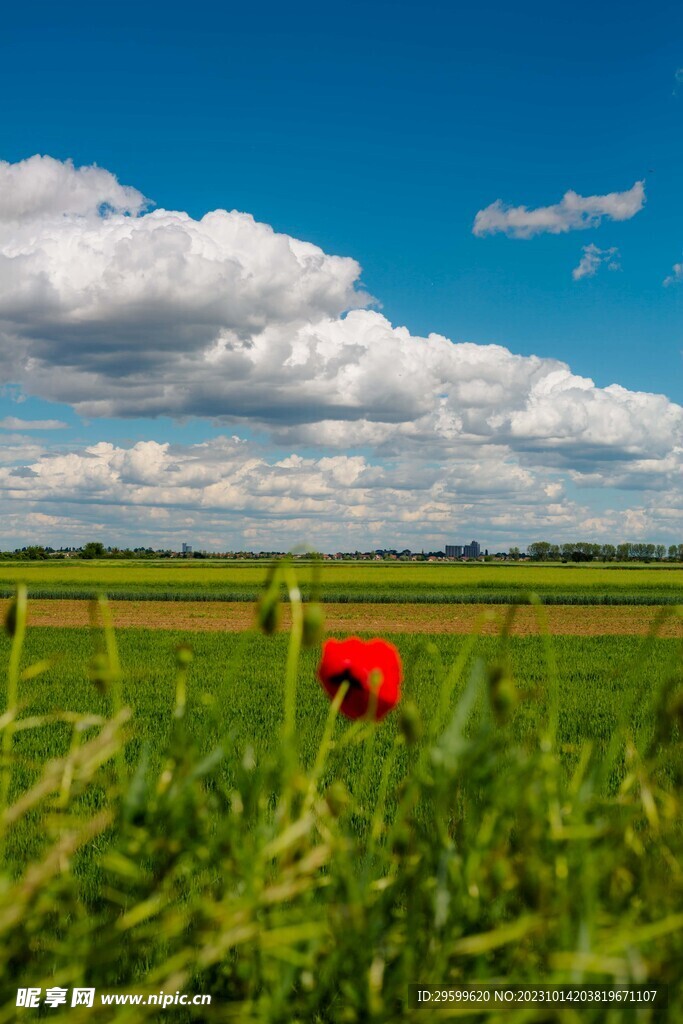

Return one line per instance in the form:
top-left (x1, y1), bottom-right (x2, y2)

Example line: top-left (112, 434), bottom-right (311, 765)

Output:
top-left (0, 0), bottom-right (681, 551)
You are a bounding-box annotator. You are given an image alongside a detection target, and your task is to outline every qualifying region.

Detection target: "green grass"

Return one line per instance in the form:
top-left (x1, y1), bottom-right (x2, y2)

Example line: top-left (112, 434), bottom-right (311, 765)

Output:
top-left (1, 589), bottom-right (682, 1021)
top-left (1, 560), bottom-right (682, 604)
top-left (1, 626), bottom-right (678, 768)
top-left (1, 625), bottom-right (680, 884)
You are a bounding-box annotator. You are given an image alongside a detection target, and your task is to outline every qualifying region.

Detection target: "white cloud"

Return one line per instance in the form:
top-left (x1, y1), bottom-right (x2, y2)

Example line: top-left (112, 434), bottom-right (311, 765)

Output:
top-left (0, 433), bottom-right (46, 465)
top-left (0, 154), bottom-right (147, 221)
top-left (0, 431), bottom-right (680, 551)
top-left (572, 243), bottom-right (620, 281)
top-left (473, 181), bottom-right (645, 238)
top-left (1, 158), bottom-right (675, 482)
top-left (0, 157), bottom-right (368, 414)
top-left (663, 262), bottom-right (683, 287)
top-left (0, 417), bottom-right (67, 430)
top-left (0, 156), bottom-right (680, 548)
top-left (0, 435), bottom-right (586, 549)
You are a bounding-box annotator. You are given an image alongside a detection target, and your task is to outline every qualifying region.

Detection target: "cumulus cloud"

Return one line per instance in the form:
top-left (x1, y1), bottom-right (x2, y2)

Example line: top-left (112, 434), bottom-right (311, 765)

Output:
top-left (572, 244), bottom-right (620, 281)
top-left (0, 157), bottom-right (368, 411)
top-left (0, 433), bottom-right (678, 550)
top-left (473, 181), bottom-right (645, 238)
top-left (0, 434), bottom-right (588, 547)
top-left (0, 437), bottom-right (537, 511)
top-left (8, 306), bottom-right (680, 474)
top-left (0, 154), bottom-right (147, 221)
top-left (0, 156), bottom-right (680, 546)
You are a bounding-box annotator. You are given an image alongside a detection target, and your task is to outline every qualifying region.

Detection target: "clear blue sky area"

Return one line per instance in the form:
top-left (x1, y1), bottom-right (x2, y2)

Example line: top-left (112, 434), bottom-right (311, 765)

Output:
top-left (3, 0), bottom-right (682, 399)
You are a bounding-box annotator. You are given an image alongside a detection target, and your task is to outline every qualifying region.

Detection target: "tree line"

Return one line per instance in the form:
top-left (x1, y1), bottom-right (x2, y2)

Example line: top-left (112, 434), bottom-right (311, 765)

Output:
top-left (0, 544), bottom-right (179, 561)
top-left (526, 541), bottom-right (683, 562)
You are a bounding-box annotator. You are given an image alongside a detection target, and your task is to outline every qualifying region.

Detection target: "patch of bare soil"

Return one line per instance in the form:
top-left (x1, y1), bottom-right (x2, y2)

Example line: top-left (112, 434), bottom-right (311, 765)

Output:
top-left (4, 600), bottom-right (682, 637)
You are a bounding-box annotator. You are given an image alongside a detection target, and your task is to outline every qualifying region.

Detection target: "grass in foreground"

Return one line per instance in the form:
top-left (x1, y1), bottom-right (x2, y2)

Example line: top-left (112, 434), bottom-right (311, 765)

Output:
top-left (0, 584), bottom-right (681, 1022)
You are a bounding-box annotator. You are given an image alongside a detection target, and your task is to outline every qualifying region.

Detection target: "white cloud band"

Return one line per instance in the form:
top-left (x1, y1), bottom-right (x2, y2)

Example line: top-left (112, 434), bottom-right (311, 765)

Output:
top-left (473, 181), bottom-right (645, 239)
top-left (0, 157), bottom-right (679, 546)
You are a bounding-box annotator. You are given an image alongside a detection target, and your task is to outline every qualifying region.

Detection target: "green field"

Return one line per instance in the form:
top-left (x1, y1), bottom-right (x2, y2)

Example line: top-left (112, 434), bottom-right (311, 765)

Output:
top-left (2, 623), bottom-right (680, 896)
top-left (3, 626), bottom-right (677, 785)
top-left (1, 559), bottom-right (682, 604)
top-left (1, 578), bottom-right (682, 1020)
top-left (2, 622), bottom-right (681, 851)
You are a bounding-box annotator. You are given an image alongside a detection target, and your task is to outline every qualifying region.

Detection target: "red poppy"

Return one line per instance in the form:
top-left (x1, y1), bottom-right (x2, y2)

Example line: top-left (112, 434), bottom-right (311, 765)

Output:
top-left (317, 637), bottom-right (402, 720)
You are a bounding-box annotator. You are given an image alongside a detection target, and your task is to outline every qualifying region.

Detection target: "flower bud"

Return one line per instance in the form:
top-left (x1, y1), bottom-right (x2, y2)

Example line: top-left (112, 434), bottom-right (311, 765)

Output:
top-left (325, 780), bottom-right (351, 818)
top-left (4, 599), bottom-right (17, 638)
top-left (175, 642), bottom-right (193, 667)
top-left (668, 689), bottom-right (683, 733)
top-left (399, 700), bottom-right (423, 745)
top-left (488, 661), bottom-right (517, 723)
top-left (256, 589), bottom-right (280, 635)
top-left (302, 602), bottom-right (324, 647)
top-left (392, 826), bottom-right (411, 856)
top-left (89, 651), bottom-right (111, 694)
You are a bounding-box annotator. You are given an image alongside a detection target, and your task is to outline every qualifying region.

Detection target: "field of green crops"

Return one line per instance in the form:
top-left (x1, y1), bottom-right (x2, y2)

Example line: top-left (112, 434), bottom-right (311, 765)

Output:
top-left (1, 624), bottom-right (679, 863)
top-left (1, 559), bottom-right (682, 604)
top-left (1, 610), bottom-right (681, 1022)
top-left (2, 568), bottom-right (682, 1021)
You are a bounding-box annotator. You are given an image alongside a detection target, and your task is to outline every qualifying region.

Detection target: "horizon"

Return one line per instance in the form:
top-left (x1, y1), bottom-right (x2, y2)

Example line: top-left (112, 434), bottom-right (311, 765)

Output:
top-left (3, 539), bottom-right (681, 560)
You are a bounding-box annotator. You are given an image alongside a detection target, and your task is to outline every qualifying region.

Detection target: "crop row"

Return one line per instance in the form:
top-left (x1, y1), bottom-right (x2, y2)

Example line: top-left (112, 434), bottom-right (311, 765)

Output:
top-left (2, 585), bottom-right (683, 605)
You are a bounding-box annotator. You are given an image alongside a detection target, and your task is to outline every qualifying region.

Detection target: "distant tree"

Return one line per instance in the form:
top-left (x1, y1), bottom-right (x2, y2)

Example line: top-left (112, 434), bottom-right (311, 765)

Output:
top-left (655, 544), bottom-right (666, 561)
top-left (81, 542), bottom-right (105, 559)
top-left (527, 542), bottom-right (551, 561)
top-left (508, 546), bottom-right (521, 560)
top-left (22, 546), bottom-right (49, 560)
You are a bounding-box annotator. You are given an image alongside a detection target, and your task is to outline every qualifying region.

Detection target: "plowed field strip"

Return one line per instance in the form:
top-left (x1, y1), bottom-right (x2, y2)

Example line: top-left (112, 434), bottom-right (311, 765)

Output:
top-left (6, 600), bottom-right (683, 636)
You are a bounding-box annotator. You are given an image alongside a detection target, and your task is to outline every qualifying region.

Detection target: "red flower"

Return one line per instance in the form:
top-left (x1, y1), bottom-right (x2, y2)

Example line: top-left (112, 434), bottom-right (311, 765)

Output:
top-left (317, 637), bottom-right (402, 720)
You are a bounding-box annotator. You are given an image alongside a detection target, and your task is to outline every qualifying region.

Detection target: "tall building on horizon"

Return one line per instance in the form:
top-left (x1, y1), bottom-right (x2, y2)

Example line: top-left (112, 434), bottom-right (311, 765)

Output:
top-left (445, 541), bottom-right (481, 558)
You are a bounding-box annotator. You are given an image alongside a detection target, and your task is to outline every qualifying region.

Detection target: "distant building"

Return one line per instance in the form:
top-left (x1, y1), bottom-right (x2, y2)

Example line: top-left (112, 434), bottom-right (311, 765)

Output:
top-left (446, 541), bottom-right (481, 558)
top-left (181, 543), bottom-right (192, 555)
